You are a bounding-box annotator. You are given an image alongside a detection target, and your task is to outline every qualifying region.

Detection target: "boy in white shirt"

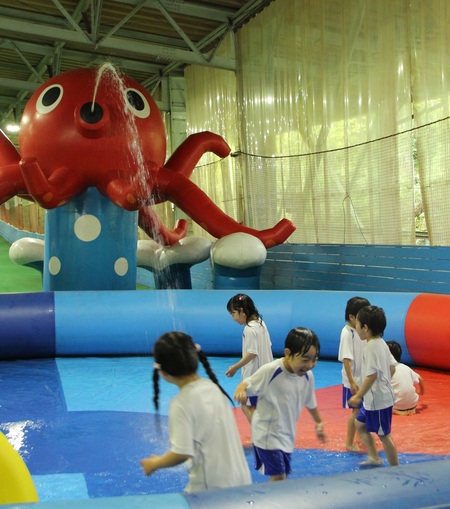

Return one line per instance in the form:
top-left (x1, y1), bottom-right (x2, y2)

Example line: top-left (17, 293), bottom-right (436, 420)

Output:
top-left (338, 296), bottom-right (371, 451)
top-left (234, 327), bottom-right (326, 481)
top-left (349, 306), bottom-right (399, 467)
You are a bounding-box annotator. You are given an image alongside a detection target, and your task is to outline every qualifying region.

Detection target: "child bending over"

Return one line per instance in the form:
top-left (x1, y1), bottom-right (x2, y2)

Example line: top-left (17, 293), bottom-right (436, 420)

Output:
top-left (387, 340), bottom-right (425, 415)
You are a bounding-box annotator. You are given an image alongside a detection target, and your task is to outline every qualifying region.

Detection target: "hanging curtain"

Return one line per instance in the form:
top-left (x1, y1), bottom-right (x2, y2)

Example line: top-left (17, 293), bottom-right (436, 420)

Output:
top-left (184, 37), bottom-right (241, 241)
top-left (411, 0), bottom-right (450, 245)
top-left (184, 0), bottom-right (450, 246)
top-left (235, 0), bottom-right (415, 244)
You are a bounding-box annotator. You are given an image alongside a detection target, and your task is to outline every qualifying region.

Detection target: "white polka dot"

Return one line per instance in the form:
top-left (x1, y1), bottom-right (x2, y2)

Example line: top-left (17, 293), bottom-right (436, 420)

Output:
top-left (115, 257), bottom-right (128, 276)
top-left (49, 256), bottom-right (61, 275)
top-left (74, 215), bottom-right (101, 242)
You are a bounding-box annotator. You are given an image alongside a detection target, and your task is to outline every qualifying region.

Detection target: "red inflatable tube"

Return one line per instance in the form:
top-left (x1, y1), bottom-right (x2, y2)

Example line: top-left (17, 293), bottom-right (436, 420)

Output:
top-left (405, 293), bottom-right (450, 371)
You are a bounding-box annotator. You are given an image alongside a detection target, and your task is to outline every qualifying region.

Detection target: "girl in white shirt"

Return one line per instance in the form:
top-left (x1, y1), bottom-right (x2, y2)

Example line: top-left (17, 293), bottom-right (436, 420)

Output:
top-left (140, 331), bottom-right (251, 493)
top-left (226, 293), bottom-right (274, 422)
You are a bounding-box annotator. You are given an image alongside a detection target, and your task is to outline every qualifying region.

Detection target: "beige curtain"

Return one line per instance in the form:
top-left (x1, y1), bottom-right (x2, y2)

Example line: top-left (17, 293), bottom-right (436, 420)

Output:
top-left (185, 0), bottom-right (450, 246)
top-left (238, 0), bottom-right (416, 244)
top-left (184, 51), bottom-right (241, 241)
top-left (411, 1), bottom-right (450, 245)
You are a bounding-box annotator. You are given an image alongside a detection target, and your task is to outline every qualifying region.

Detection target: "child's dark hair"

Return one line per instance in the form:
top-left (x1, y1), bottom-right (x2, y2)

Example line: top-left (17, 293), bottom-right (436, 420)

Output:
top-left (345, 296), bottom-right (371, 321)
top-left (227, 294), bottom-right (261, 323)
top-left (152, 331), bottom-right (233, 411)
top-left (386, 340), bottom-right (402, 363)
top-left (285, 327), bottom-right (320, 357)
top-left (356, 306), bottom-right (386, 337)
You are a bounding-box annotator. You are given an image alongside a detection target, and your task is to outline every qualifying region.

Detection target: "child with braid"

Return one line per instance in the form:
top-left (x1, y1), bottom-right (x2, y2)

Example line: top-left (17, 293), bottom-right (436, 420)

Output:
top-left (226, 293), bottom-right (273, 422)
top-left (140, 331), bottom-right (251, 493)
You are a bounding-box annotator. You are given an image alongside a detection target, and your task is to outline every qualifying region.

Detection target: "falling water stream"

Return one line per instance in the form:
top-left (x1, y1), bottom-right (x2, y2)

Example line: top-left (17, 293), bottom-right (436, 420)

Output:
top-left (93, 62), bottom-right (148, 194)
top-left (92, 62), bottom-right (183, 328)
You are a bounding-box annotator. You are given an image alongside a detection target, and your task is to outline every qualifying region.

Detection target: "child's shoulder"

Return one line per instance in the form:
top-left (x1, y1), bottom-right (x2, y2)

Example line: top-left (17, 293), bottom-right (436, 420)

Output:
top-left (247, 318), bottom-right (264, 327)
top-left (255, 358), bottom-right (281, 375)
top-left (340, 324), bottom-right (355, 338)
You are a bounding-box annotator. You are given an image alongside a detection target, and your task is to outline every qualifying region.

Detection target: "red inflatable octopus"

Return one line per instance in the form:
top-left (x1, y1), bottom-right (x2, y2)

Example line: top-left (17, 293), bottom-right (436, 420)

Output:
top-left (0, 67), bottom-right (295, 247)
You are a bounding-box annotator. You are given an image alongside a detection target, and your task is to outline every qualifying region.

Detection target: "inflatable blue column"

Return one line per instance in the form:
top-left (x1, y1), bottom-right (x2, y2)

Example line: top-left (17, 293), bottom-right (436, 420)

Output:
top-left (136, 237), bottom-right (212, 290)
top-left (210, 233), bottom-right (267, 290)
top-left (43, 187), bottom-right (138, 291)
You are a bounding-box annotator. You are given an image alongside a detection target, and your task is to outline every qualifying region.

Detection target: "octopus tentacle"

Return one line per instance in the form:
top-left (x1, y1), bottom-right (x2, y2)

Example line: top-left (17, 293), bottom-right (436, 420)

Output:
top-left (139, 206), bottom-right (188, 246)
top-left (20, 157), bottom-right (86, 208)
top-left (164, 131), bottom-right (230, 178)
top-left (0, 130), bottom-right (20, 166)
top-left (155, 169), bottom-right (296, 248)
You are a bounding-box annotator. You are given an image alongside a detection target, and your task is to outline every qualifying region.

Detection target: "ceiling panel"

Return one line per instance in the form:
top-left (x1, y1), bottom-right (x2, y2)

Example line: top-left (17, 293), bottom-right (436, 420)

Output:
top-left (0, 0), bottom-right (273, 142)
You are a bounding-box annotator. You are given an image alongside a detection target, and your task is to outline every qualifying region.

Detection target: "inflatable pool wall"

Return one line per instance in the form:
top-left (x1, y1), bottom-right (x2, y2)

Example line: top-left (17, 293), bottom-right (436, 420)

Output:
top-left (2, 459), bottom-right (450, 509)
top-left (1, 289), bottom-right (449, 370)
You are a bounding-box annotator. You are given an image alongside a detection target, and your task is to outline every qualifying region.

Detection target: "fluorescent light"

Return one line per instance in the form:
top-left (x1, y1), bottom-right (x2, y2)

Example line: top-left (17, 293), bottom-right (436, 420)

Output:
top-left (6, 124), bottom-right (20, 133)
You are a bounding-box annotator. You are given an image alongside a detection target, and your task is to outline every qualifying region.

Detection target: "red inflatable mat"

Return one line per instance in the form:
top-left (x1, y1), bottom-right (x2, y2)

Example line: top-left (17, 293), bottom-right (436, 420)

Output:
top-left (234, 368), bottom-right (450, 455)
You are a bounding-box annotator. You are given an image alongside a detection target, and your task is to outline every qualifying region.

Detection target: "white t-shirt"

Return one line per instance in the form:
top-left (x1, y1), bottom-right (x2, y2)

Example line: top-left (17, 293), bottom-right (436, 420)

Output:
top-left (338, 324), bottom-right (366, 387)
top-left (241, 319), bottom-right (273, 379)
top-left (244, 358), bottom-right (317, 453)
top-left (361, 338), bottom-right (395, 410)
top-left (391, 362), bottom-right (420, 410)
top-left (169, 378), bottom-right (251, 493)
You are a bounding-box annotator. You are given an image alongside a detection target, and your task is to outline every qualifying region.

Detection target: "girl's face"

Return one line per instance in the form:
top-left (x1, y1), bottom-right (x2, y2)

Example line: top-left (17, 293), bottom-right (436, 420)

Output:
top-left (229, 308), bottom-right (247, 326)
top-left (283, 346), bottom-right (318, 376)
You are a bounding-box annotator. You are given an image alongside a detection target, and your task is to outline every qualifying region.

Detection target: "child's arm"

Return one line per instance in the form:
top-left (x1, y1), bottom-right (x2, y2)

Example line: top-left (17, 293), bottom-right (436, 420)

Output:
top-left (140, 451), bottom-right (191, 476)
top-left (234, 380), bottom-right (250, 404)
top-left (348, 373), bottom-right (377, 408)
top-left (226, 353), bottom-right (257, 377)
top-left (343, 358), bottom-right (359, 393)
top-left (307, 407), bottom-right (327, 442)
top-left (417, 374), bottom-right (425, 395)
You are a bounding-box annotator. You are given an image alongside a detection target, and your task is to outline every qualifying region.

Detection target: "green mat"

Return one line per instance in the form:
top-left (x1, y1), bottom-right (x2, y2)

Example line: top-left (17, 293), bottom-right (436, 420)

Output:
top-left (0, 237), bottom-right (152, 293)
top-left (0, 237), bottom-right (42, 293)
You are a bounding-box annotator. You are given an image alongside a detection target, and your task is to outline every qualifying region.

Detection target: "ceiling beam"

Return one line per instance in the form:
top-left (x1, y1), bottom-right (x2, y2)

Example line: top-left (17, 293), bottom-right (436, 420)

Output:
top-left (0, 17), bottom-right (235, 70)
top-left (0, 38), bottom-right (164, 74)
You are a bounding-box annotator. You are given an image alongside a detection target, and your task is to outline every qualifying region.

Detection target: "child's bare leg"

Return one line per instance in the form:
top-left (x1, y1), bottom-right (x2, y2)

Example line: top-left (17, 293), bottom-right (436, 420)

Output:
top-left (355, 420), bottom-right (380, 461)
top-left (346, 408), bottom-right (360, 450)
top-left (269, 473), bottom-right (286, 482)
top-left (379, 434), bottom-right (399, 466)
top-left (241, 404), bottom-right (254, 423)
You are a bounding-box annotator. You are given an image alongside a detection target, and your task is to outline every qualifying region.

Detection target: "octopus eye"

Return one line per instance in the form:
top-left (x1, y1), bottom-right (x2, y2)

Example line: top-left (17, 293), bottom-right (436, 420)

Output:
top-left (125, 88), bottom-right (150, 119)
top-left (36, 84), bottom-right (64, 114)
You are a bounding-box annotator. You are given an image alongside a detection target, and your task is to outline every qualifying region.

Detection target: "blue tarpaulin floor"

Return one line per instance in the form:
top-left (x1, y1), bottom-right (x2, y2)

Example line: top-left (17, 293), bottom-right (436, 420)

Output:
top-left (1, 356), bottom-right (449, 502)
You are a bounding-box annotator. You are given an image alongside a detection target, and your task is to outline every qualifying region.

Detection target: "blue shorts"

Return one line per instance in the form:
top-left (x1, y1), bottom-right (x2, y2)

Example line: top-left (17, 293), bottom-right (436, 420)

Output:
top-left (342, 386), bottom-right (362, 409)
top-left (247, 395), bottom-right (258, 407)
top-left (356, 406), bottom-right (393, 436)
top-left (253, 445), bottom-right (291, 476)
